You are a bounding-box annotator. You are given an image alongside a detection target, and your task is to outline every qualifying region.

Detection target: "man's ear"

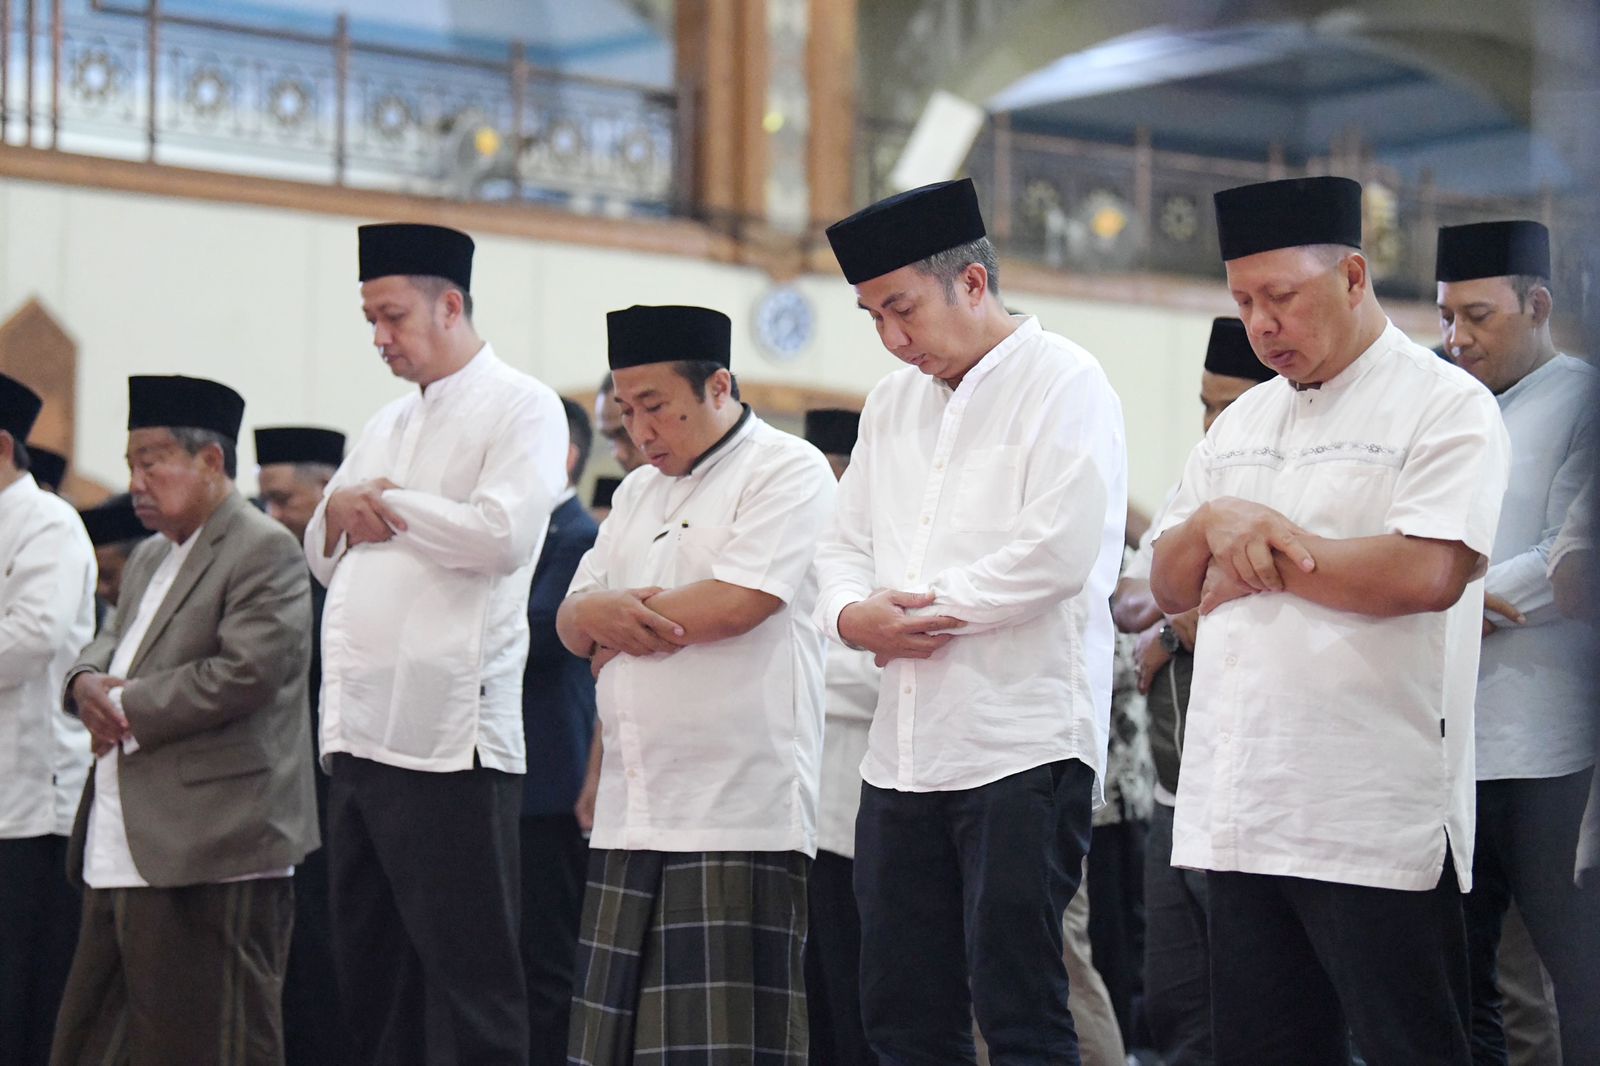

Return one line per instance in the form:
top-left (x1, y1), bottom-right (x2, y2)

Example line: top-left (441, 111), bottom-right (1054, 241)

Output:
top-left (1342, 252), bottom-right (1370, 307)
top-left (440, 286), bottom-right (466, 326)
top-left (1528, 284), bottom-right (1554, 329)
top-left (964, 263), bottom-right (990, 307)
top-left (203, 441), bottom-right (227, 476)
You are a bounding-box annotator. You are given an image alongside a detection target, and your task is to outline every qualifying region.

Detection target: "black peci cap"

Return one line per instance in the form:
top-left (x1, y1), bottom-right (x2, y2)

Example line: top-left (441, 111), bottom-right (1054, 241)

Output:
top-left (1435, 220), bottom-right (1551, 283)
top-left (1214, 176), bottom-right (1363, 262)
top-left (826, 179), bottom-right (987, 285)
top-left (358, 223), bottom-right (474, 291)
top-left (254, 426), bottom-right (346, 468)
top-left (0, 373), bottom-right (43, 445)
top-left (803, 408), bottom-right (861, 456)
top-left (1203, 318), bottom-right (1274, 384)
top-left (607, 305), bottom-right (732, 371)
top-left (127, 376), bottom-right (246, 440)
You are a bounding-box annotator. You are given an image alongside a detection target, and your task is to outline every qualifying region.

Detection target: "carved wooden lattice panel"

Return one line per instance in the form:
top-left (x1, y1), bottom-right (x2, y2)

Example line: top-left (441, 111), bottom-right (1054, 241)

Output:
top-left (0, 298), bottom-right (97, 503)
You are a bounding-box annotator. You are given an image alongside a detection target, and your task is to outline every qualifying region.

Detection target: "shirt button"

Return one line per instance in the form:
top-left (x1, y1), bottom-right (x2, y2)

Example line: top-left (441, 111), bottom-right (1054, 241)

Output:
top-left (920, 515), bottom-right (930, 526)
top-left (1224, 655), bottom-right (1239, 667)
top-left (934, 460), bottom-right (945, 471)
top-left (626, 769), bottom-right (637, 779)
top-left (1218, 732), bottom-right (1231, 744)
top-left (903, 685), bottom-right (913, 695)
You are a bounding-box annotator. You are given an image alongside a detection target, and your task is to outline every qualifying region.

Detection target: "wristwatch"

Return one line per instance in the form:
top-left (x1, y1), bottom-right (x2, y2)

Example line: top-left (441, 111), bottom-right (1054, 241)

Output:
top-left (1159, 622), bottom-right (1181, 653)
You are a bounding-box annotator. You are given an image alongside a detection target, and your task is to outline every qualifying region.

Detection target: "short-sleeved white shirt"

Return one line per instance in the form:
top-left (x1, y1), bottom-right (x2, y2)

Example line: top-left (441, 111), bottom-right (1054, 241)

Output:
top-left (1155, 321), bottom-right (1510, 891)
top-left (568, 411), bottom-right (836, 855)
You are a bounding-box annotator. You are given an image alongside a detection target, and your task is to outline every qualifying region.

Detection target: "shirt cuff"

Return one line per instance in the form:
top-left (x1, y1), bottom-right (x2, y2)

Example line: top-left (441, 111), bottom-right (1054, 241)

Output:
top-left (109, 688), bottom-right (139, 754)
top-left (820, 588), bottom-right (868, 648)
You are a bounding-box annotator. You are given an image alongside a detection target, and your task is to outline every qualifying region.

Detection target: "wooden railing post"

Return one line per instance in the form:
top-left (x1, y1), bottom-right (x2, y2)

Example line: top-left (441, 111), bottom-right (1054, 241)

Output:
top-left (509, 39), bottom-right (525, 159)
top-left (145, 0), bottom-right (158, 161)
top-left (1133, 124), bottom-right (1152, 259)
top-left (333, 12), bottom-right (348, 185)
top-left (992, 110), bottom-right (1012, 247)
top-left (1416, 167), bottom-right (1436, 294)
top-left (673, 78), bottom-right (697, 218)
top-left (2, 0), bottom-right (12, 141)
top-left (25, 0), bottom-right (37, 144)
top-left (49, 0), bottom-right (61, 148)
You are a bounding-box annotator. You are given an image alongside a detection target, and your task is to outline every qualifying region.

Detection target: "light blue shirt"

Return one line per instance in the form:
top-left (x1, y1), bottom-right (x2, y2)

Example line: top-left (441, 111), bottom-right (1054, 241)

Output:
top-left (1477, 353), bottom-right (1599, 780)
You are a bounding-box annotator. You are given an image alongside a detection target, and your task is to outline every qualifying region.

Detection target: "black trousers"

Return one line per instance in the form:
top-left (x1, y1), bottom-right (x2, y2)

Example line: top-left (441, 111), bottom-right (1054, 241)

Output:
top-left (0, 835), bottom-right (79, 1066)
top-left (804, 848), bottom-right (873, 1066)
top-left (283, 767), bottom-right (352, 1066)
top-left (1465, 769), bottom-right (1600, 1065)
top-left (1142, 803), bottom-right (1211, 1066)
top-left (855, 758), bottom-right (1095, 1066)
top-left (326, 754), bottom-right (528, 1066)
top-left (1087, 818), bottom-right (1146, 1044)
top-left (517, 813), bottom-right (587, 1066)
top-left (1208, 863), bottom-right (1471, 1066)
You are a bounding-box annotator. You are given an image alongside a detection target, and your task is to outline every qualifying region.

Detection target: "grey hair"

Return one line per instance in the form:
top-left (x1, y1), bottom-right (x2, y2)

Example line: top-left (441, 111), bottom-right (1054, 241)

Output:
top-left (289, 461), bottom-right (338, 486)
top-left (911, 236), bottom-right (1001, 303)
top-left (169, 426), bottom-right (237, 479)
top-left (1304, 244), bottom-right (1361, 270)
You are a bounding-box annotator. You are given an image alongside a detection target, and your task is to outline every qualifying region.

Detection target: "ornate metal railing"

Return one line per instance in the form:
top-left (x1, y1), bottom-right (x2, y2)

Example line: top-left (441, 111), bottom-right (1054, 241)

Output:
top-left (0, 0), bottom-right (688, 216)
top-left (860, 114), bottom-right (1592, 305)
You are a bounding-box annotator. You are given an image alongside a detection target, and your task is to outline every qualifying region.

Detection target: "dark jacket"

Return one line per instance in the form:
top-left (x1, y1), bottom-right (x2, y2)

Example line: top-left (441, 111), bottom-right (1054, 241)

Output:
top-left (521, 494), bottom-right (600, 816)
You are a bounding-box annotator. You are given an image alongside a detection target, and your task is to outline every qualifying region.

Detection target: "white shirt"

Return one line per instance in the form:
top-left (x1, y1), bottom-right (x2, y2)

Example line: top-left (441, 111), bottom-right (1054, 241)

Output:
top-left (814, 316), bottom-right (1128, 798)
top-left (83, 529), bottom-right (195, 887)
top-left (815, 645), bottom-right (878, 858)
top-left (1548, 475), bottom-right (1593, 577)
top-left (308, 345), bottom-right (569, 774)
top-left (0, 475), bottom-right (96, 839)
top-left (1477, 354), bottom-right (1598, 780)
top-left (1155, 321), bottom-right (1510, 891)
top-left (569, 411), bottom-right (836, 855)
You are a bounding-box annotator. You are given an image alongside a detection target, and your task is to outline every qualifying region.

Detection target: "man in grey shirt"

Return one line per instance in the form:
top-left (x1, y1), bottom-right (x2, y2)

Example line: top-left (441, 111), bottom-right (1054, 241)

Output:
top-left (1435, 219), bottom-right (1600, 1063)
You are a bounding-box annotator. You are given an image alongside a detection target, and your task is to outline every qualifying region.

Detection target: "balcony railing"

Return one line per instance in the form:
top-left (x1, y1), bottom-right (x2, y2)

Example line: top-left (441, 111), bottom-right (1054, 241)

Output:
top-left (860, 114), bottom-right (1593, 305)
top-left (0, 0), bottom-right (689, 217)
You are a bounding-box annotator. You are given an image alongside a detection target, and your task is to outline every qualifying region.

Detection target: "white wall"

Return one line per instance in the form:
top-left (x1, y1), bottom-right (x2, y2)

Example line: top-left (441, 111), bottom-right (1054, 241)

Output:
top-left (0, 176), bottom-right (1274, 515)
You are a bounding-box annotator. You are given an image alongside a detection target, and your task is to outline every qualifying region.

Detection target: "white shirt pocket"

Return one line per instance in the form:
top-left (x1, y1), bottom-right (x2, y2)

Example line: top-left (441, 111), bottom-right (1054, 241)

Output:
top-left (951, 445), bottom-right (1024, 532)
top-left (671, 525), bottom-right (735, 586)
top-left (1283, 451), bottom-right (1403, 541)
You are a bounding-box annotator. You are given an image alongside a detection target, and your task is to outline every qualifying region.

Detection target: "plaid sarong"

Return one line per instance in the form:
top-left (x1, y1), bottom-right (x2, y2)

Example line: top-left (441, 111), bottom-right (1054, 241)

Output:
top-left (568, 850), bottom-right (810, 1065)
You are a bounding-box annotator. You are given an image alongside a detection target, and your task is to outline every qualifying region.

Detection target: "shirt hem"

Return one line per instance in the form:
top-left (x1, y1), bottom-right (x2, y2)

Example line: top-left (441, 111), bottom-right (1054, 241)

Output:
top-left (319, 741), bottom-right (524, 775)
top-left (1172, 850), bottom-right (1454, 892)
top-left (862, 746), bottom-right (1099, 794)
top-left (591, 826), bottom-right (817, 857)
top-left (1474, 755), bottom-right (1596, 782)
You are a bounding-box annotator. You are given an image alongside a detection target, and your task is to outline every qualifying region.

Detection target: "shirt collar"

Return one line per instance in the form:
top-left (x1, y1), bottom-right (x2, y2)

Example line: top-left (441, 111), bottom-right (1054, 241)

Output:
top-left (1496, 352), bottom-right (1565, 407)
top-left (940, 315), bottom-right (1038, 397)
top-left (420, 342), bottom-right (494, 402)
top-left (686, 404), bottom-right (756, 477)
top-left (1315, 319), bottom-right (1399, 397)
top-left (0, 473), bottom-right (37, 507)
top-left (158, 522), bottom-right (203, 570)
top-left (554, 486), bottom-right (578, 509)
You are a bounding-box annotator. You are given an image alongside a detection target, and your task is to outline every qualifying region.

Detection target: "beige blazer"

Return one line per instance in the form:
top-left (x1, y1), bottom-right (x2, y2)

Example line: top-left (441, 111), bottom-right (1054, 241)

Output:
top-left (64, 491), bottom-right (319, 887)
